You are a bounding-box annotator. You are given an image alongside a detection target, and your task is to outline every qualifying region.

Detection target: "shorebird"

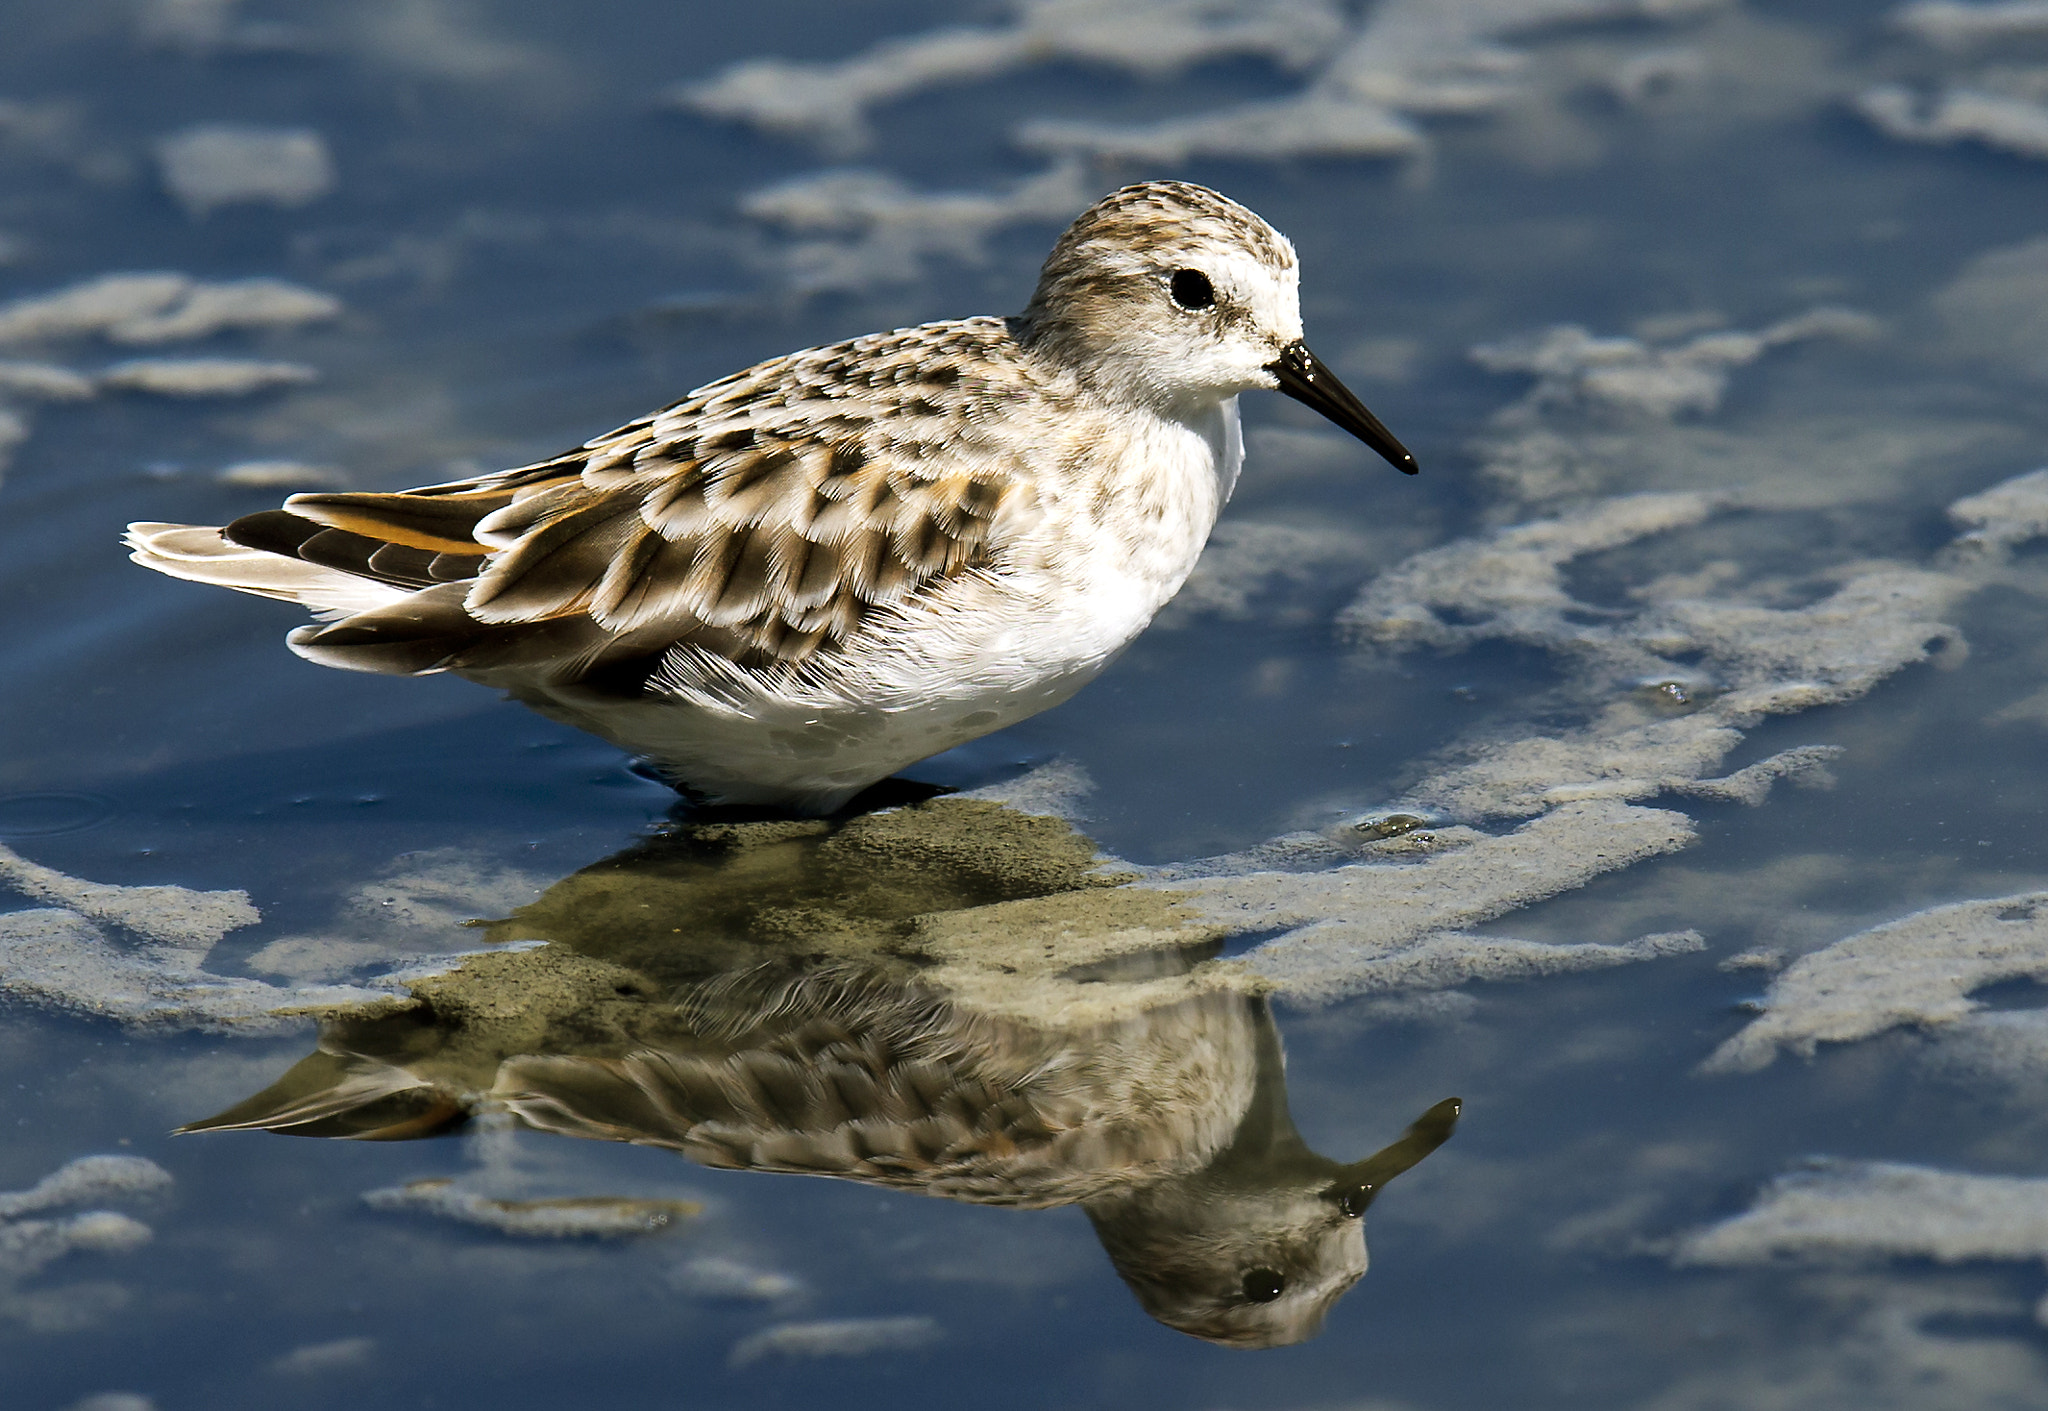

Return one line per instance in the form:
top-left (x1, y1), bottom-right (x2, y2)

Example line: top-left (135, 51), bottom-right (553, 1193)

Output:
top-left (128, 180), bottom-right (1416, 811)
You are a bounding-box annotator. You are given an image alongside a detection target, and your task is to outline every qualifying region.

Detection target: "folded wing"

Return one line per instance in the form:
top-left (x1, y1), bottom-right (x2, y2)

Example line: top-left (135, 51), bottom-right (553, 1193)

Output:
top-left (126, 320), bottom-right (1035, 684)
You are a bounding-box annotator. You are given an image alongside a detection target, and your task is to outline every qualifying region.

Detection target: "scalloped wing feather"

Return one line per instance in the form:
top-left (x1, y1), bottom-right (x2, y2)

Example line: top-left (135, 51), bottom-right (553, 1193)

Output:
top-left (264, 318), bottom-right (1050, 675)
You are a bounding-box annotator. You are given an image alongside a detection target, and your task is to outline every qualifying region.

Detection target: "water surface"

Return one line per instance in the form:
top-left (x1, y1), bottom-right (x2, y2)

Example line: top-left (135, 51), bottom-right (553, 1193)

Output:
top-left (5, 2), bottom-right (2048, 1408)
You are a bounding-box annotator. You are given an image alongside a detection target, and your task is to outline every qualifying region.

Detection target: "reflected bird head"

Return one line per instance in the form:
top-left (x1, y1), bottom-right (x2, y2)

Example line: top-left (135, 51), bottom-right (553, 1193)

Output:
top-left (1087, 1096), bottom-right (1460, 1348)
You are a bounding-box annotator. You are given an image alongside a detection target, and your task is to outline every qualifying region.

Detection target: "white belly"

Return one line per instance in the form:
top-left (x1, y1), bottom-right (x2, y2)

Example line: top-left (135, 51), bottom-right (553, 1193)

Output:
top-left (514, 399), bottom-right (1241, 812)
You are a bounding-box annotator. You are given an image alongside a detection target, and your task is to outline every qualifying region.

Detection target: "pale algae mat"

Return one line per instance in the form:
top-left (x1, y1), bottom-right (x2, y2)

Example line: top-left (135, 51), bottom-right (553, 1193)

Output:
top-left (5, 0), bottom-right (2048, 1407)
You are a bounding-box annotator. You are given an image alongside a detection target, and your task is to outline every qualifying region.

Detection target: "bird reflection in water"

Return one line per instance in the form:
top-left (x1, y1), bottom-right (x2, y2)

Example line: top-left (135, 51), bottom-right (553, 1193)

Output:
top-left (187, 796), bottom-right (1458, 1347)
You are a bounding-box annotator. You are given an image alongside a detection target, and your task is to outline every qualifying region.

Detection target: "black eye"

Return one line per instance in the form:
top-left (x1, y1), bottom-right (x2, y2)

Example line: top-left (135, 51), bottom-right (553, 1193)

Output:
top-left (1241, 1268), bottom-right (1285, 1303)
top-left (1169, 269), bottom-right (1214, 310)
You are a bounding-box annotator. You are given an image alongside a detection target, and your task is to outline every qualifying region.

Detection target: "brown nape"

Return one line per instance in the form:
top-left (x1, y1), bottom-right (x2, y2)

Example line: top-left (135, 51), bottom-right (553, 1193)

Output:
top-left (225, 509), bottom-right (486, 590)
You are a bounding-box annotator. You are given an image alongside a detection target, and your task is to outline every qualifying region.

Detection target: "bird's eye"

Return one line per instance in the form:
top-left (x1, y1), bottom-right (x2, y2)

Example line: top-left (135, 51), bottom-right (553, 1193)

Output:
top-left (1169, 269), bottom-right (1215, 310)
top-left (1241, 1268), bottom-right (1286, 1303)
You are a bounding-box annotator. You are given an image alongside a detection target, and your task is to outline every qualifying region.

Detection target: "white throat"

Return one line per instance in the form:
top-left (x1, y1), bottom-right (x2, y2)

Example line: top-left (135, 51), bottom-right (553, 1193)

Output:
top-left (1211, 396), bottom-right (1245, 504)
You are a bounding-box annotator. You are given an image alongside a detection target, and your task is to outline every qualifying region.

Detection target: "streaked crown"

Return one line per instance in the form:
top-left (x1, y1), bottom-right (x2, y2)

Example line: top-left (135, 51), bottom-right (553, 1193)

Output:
top-left (1037, 180), bottom-right (1297, 279)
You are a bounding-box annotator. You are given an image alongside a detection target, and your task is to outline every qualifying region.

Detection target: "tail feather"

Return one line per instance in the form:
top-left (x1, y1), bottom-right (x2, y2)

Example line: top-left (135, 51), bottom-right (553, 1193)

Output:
top-left (286, 581), bottom-right (635, 678)
top-left (130, 520), bottom-right (657, 679)
top-left (177, 1046), bottom-right (469, 1141)
top-left (224, 508), bottom-right (486, 589)
top-left (130, 495), bottom-right (671, 675)
top-left (283, 482), bottom-right (540, 553)
top-left (286, 581), bottom-right (482, 674)
top-left (125, 521), bottom-right (411, 617)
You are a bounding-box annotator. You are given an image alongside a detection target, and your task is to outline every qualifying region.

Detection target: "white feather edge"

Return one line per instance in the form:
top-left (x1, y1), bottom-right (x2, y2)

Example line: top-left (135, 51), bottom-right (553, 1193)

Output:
top-left (124, 521), bottom-right (411, 619)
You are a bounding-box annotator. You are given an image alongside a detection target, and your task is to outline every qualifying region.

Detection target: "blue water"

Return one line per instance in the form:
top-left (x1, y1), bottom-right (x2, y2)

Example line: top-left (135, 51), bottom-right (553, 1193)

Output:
top-left (6, 2), bottom-right (2048, 1407)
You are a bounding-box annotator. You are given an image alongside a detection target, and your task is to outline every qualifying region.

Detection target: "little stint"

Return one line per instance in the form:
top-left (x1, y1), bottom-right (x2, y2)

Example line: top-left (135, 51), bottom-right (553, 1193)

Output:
top-left (127, 181), bottom-right (1416, 812)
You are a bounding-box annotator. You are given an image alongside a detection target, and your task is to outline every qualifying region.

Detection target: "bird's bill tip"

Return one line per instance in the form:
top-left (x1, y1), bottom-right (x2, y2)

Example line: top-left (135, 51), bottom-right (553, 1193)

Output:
top-left (1326, 1093), bottom-right (1463, 1214)
top-left (1265, 341), bottom-right (1419, 475)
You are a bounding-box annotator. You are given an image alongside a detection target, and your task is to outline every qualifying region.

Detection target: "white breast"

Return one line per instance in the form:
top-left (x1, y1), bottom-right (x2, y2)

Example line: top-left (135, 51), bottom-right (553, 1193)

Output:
top-left (557, 394), bottom-right (1241, 810)
top-left (1029, 396), bottom-right (1232, 656)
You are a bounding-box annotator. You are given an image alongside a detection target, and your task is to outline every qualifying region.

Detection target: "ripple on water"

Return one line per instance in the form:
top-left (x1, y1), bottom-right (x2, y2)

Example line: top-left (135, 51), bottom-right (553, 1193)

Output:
top-left (0, 791), bottom-right (114, 837)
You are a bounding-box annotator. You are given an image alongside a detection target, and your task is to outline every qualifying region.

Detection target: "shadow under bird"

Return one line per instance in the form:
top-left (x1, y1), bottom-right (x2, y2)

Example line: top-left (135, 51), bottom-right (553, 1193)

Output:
top-left (126, 181), bottom-right (1417, 813)
top-left (180, 797), bottom-right (1458, 1347)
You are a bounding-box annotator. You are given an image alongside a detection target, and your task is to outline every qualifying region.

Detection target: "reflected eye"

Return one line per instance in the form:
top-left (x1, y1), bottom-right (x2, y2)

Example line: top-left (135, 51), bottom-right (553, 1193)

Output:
top-left (1169, 269), bottom-right (1215, 310)
top-left (1241, 1268), bottom-right (1286, 1303)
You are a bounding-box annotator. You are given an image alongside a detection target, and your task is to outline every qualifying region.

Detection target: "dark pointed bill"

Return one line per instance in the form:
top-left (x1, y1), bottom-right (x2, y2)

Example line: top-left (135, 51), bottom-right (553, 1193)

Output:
top-left (1266, 341), bottom-right (1419, 475)
top-left (1323, 1096), bottom-right (1461, 1218)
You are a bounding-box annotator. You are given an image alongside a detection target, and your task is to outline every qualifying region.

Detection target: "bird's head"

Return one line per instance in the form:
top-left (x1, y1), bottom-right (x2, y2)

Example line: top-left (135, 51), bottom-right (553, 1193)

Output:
top-left (1019, 180), bottom-right (1417, 474)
